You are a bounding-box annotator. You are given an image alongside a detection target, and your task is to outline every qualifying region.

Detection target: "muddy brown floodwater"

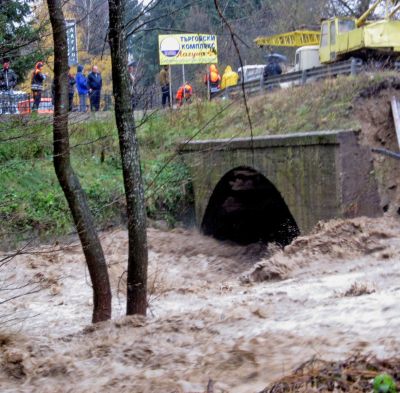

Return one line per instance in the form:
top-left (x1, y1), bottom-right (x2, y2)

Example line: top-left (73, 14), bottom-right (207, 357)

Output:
top-left (1, 217), bottom-right (400, 393)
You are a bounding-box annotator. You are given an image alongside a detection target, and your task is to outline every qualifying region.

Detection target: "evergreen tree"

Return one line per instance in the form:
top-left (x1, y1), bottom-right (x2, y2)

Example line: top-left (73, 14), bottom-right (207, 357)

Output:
top-left (0, 0), bottom-right (48, 80)
top-left (126, 0), bottom-right (192, 86)
top-left (125, 0), bottom-right (143, 59)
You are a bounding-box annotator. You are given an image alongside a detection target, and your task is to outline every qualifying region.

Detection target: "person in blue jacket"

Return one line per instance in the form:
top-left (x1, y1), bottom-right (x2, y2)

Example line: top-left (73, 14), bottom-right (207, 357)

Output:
top-left (87, 65), bottom-right (102, 112)
top-left (76, 64), bottom-right (88, 112)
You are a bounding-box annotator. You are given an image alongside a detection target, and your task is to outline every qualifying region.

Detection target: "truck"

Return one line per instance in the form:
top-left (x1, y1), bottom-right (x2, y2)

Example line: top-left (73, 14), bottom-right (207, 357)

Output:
top-left (255, 0), bottom-right (400, 72)
top-left (293, 46), bottom-right (320, 71)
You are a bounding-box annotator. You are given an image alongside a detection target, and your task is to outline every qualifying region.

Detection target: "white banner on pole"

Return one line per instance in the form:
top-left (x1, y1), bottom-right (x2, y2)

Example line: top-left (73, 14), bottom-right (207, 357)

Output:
top-left (66, 20), bottom-right (78, 66)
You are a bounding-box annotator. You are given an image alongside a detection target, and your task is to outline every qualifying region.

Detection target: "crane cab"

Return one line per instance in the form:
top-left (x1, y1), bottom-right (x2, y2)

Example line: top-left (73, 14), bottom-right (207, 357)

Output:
top-left (319, 17), bottom-right (357, 64)
top-left (320, 15), bottom-right (400, 64)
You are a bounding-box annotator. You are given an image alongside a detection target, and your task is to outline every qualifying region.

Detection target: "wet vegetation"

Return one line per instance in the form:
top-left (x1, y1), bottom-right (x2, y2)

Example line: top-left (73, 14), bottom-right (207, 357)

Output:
top-left (0, 114), bottom-right (192, 246)
top-left (1, 72), bottom-right (400, 246)
top-left (260, 355), bottom-right (400, 392)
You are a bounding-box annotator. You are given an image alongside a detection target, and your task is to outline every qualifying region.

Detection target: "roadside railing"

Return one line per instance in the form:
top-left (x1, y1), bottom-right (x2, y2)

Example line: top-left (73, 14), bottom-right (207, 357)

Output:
top-left (0, 90), bottom-right (53, 115)
top-left (0, 84), bottom-right (164, 116)
top-left (212, 58), bottom-right (371, 100)
top-left (0, 91), bottom-right (30, 115)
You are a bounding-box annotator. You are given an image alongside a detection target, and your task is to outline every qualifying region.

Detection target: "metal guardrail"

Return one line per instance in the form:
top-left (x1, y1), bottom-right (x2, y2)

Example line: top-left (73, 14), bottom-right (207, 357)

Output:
top-left (0, 92), bottom-right (30, 115)
top-left (212, 58), bottom-right (365, 100)
top-left (0, 91), bottom-right (54, 115)
top-left (0, 84), bottom-right (163, 115)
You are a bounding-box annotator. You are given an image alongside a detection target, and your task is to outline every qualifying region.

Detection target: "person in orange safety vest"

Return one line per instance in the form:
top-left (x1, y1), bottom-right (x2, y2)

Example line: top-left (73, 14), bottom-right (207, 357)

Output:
top-left (204, 64), bottom-right (221, 94)
top-left (176, 82), bottom-right (193, 107)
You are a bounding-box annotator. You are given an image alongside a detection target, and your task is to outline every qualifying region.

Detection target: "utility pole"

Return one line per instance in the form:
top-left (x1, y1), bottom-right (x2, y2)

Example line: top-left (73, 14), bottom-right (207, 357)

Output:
top-left (86, 0), bottom-right (92, 52)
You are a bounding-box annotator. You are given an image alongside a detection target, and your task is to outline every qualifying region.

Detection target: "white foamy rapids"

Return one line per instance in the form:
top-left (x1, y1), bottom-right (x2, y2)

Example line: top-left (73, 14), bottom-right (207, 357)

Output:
top-left (1, 217), bottom-right (400, 392)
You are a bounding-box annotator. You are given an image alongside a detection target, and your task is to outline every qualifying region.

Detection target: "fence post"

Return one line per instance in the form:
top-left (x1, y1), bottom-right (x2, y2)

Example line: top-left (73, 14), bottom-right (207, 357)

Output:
top-left (301, 70), bottom-right (307, 85)
top-left (103, 94), bottom-right (112, 111)
top-left (224, 87), bottom-right (230, 100)
top-left (351, 58), bottom-right (358, 76)
top-left (259, 74), bottom-right (265, 92)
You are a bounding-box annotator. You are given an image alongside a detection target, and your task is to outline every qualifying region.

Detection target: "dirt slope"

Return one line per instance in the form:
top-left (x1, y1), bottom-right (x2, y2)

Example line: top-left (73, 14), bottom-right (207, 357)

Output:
top-left (355, 78), bottom-right (400, 217)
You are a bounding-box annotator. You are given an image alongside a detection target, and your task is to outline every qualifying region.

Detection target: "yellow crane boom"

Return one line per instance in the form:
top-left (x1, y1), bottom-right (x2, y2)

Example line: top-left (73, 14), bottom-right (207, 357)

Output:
top-left (357, 0), bottom-right (400, 27)
top-left (356, 0), bottom-right (383, 27)
top-left (255, 30), bottom-right (321, 48)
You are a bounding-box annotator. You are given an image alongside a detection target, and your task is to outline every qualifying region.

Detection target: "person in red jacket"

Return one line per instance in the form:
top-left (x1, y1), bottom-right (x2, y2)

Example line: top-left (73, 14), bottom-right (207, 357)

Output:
top-left (176, 82), bottom-right (193, 107)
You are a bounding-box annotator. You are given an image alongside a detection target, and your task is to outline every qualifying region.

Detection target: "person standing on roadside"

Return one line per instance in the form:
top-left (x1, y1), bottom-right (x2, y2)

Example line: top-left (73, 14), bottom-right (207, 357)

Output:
top-left (0, 58), bottom-right (18, 114)
top-left (87, 65), bottom-right (102, 112)
top-left (204, 64), bottom-right (221, 98)
top-left (67, 66), bottom-right (76, 111)
top-left (76, 64), bottom-right (88, 112)
top-left (159, 65), bottom-right (170, 108)
top-left (0, 58), bottom-right (17, 92)
top-left (221, 65), bottom-right (239, 90)
top-left (31, 62), bottom-right (47, 112)
top-left (51, 66), bottom-right (76, 111)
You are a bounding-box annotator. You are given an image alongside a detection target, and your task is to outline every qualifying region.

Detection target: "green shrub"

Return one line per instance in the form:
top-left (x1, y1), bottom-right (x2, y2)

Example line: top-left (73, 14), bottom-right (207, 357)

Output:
top-left (144, 157), bottom-right (193, 225)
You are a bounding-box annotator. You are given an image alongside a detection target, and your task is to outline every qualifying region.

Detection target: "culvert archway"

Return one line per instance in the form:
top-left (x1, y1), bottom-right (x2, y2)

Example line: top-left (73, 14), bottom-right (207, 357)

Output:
top-left (201, 167), bottom-right (300, 246)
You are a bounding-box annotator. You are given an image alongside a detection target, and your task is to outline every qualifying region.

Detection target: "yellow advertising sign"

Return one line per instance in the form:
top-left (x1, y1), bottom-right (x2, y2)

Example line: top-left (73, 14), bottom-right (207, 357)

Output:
top-left (159, 34), bottom-right (218, 65)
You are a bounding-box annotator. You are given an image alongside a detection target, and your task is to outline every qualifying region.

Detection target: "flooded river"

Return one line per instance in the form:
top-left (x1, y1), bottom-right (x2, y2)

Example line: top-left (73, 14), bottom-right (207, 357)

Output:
top-left (1, 217), bottom-right (400, 392)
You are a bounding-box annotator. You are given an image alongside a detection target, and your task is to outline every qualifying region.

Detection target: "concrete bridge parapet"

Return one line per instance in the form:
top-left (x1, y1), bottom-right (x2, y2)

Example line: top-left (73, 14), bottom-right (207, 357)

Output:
top-left (179, 130), bottom-right (381, 243)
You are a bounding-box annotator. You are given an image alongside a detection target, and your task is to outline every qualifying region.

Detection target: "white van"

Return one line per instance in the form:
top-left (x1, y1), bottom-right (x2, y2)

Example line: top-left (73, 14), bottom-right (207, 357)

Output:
top-left (237, 65), bottom-right (265, 83)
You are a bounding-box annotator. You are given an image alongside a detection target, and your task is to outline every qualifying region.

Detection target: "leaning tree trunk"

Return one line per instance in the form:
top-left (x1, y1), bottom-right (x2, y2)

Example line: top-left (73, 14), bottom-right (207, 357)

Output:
top-left (47, 0), bottom-right (112, 323)
top-left (108, 0), bottom-right (148, 315)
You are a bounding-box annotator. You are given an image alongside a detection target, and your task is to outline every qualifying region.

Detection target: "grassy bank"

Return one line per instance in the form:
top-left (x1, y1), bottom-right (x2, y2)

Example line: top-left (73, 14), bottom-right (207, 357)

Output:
top-left (139, 72), bottom-right (400, 144)
top-left (0, 72), bottom-right (397, 245)
top-left (0, 114), bottom-right (192, 246)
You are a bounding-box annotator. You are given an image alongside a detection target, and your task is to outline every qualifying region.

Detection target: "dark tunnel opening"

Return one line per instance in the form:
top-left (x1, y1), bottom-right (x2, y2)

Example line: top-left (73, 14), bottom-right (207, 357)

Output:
top-left (201, 167), bottom-right (300, 246)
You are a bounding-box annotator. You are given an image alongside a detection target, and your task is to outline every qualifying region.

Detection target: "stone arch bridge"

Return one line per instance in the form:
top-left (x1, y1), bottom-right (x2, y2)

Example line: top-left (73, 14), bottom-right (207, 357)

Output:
top-left (179, 130), bottom-right (381, 245)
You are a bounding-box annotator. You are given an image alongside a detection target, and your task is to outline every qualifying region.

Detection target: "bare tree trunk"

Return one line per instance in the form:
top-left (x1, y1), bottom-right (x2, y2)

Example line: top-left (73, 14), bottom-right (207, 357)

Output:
top-left (46, 0), bottom-right (112, 323)
top-left (108, 0), bottom-right (148, 315)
